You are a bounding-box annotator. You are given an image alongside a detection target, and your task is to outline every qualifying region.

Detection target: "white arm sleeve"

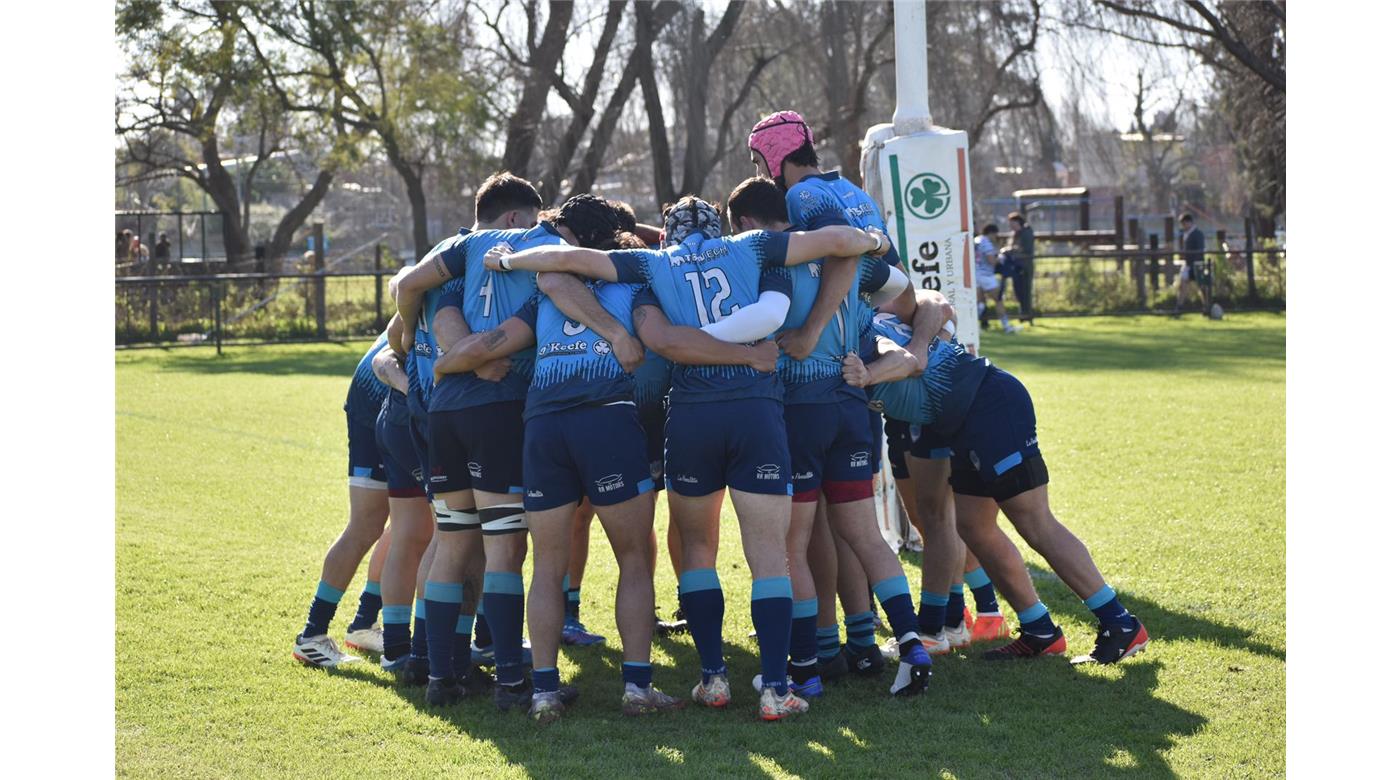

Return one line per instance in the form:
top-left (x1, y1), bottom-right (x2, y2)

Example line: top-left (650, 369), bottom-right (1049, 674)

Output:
top-left (701, 290), bottom-right (791, 343)
top-left (869, 264), bottom-right (910, 306)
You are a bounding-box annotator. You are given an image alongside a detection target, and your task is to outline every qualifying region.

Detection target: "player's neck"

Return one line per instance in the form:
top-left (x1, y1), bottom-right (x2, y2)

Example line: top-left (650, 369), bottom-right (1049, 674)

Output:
top-left (784, 163), bottom-right (821, 182)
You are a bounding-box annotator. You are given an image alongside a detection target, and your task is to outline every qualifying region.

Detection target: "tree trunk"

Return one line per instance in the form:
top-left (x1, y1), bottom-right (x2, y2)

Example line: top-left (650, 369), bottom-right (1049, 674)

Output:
top-left (267, 169), bottom-right (335, 265)
top-left (500, 1), bottom-right (575, 177)
top-left (200, 137), bottom-right (251, 264)
top-left (822, 1), bottom-right (859, 176)
top-left (539, 0), bottom-right (626, 204)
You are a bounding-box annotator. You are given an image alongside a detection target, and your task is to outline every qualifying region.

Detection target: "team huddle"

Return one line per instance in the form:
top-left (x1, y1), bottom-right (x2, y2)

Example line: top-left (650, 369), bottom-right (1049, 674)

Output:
top-left (292, 111), bottom-right (1150, 723)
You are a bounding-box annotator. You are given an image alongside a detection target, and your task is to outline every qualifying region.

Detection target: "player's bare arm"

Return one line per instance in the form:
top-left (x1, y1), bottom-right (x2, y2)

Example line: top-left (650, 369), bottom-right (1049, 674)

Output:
top-left (484, 244), bottom-right (620, 281)
top-left (393, 252), bottom-right (453, 352)
top-left (536, 272), bottom-right (645, 373)
top-left (433, 317), bottom-right (535, 383)
top-left (777, 256), bottom-right (859, 362)
top-left (783, 225), bottom-right (889, 267)
top-left (371, 345), bottom-right (410, 394)
top-left (385, 313), bottom-right (407, 357)
top-left (633, 304), bottom-right (777, 373)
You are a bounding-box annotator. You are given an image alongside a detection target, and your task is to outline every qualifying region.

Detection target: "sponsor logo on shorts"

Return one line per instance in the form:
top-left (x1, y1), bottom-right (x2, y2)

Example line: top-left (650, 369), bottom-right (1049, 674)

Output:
top-left (756, 464), bottom-right (782, 480)
top-left (595, 473), bottom-right (625, 492)
top-left (969, 450), bottom-right (980, 471)
top-left (527, 489), bottom-right (544, 498)
top-left (850, 451), bottom-right (870, 468)
top-left (593, 340), bottom-right (612, 357)
top-left (794, 471), bottom-right (814, 480)
top-left (1025, 437), bottom-right (1037, 447)
top-left (672, 474), bottom-right (700, 484)
top-left (468, 461), bottom-right (483, 478)
top-left (430, 474), bottom-right (447, 483)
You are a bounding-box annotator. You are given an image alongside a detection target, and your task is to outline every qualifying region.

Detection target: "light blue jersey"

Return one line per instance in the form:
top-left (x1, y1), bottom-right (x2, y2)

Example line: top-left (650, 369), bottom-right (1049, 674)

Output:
top-left (345, 331), bottom-right (390, 425)
top-left (863, 313), bottom-right (989, 435)
top-left (609, 230), bottom-right (793, 404)
top-left (776, 253), bottom-right (893, 404)
top-left (404, 242), bottom-right (457, 420)
top-left (430, 223), bottom-right (565, 412)
top-left (786, 171), bottom-right (902, 268)
top-left (512, 282), bottom-right (642, 420)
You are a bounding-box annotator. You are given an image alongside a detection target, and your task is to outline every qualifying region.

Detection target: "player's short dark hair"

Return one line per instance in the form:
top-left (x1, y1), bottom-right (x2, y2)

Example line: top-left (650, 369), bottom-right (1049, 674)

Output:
top-left (783, 140), bottom-right (820, 170)
top-left (726, 177), bottom-right (788, 231)
top-left (606, 231), bottom-right (648, 250)
top-left (475, 172), bottom-right (542, 223)
top-left (550, 193), bottom-right (621, 249)
top-left (609, 200), bottom-right (638, 234)
top-left (1179, 212), bottom-right (1194, 224)
top-left (981, 223), bottom-right (998, 236)
top-left (1008, 211), bottom-right (1025, 226)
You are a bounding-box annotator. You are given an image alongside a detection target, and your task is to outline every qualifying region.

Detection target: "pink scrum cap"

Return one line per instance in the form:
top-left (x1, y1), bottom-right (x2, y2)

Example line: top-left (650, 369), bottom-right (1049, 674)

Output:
top-left (748, 110), bottom-right (812, 179)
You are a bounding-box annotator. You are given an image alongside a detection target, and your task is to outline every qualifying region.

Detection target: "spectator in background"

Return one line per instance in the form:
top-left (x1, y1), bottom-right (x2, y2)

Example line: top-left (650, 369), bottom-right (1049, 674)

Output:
top-left (997, 212), bottom-right (1035, 325)
top-left (1175, 213), bottom-right (1209, 316)
top-left (130, 236), bottom-right (150, 265)
top-left (154, 233), bottom-right (171, 266)
top-left (975, 223), bottom-right (1016, 334)
top-left (117, 230), bottom-right (133, 263)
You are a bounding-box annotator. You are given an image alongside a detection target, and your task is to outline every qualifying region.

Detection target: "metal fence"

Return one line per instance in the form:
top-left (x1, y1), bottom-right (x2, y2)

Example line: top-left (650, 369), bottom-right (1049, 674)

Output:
top-left (115, 246), bottom-right (1284, 350)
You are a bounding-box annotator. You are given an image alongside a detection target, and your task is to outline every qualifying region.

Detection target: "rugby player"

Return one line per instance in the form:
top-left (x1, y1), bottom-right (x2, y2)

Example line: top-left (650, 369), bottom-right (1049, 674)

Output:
top-left (398, 180), bottom-right (644, 710)
top-left (434, 268), bottom-right (770, 722)
top-left (292, 331), bottom-right (395, 667)
top-left (481, 197), bottom-right (913, 719)
top-left (723, 176), bottom-right (932, 699)
top-left (842, 305), bottom-right (1151, 664)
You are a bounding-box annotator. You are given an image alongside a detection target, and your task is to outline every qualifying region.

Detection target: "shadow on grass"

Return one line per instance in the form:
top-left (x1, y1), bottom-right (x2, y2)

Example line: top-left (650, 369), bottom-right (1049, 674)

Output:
top-left (148, 343), bottom-right (370, 378)
top-left (324, 590), bottom-right (1232, 777)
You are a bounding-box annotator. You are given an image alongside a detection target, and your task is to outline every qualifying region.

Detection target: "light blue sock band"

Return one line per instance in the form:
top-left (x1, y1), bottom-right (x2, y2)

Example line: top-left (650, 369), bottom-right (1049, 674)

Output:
top-left (949, 583), bottom-right (964, 595)
top-left (455, 614), bottom-right (473, 633)
top-left (483, 572), bottom-right (525, 595)
top-left (751, 576), bottom-right (793, 601)
top-left (679, 568), bottom-right (721, 594)
top-left (792, 598), bottom-right (818, 618)
top-left (562, 574), bottom-right (571, 592)
top-left (1084, 584), bottom-right (1117, 610)
top-left (424, 581), bottom-right (464, 603)
top-left (414, 598), bottom-right (426, 620)
top-left (872, 575), bottom-right (910, 603)
top-left (920, 591), bottom-right (949, 607)
top-left (363, 581), bottom-right (381, 596)
top-left (964, 567), bottom-right (992, 589)
top-left (623, 662), bottom-right (651, 669)
top-left (315, 581), bottom-right (345, 603)
top-left (1016, 601), bottom-right (1050, 624)
top-left (382, 605), bottom-right (412, 624)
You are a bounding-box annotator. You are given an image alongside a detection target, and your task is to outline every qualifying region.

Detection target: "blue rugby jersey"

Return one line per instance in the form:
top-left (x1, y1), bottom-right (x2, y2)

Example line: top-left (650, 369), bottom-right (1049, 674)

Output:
top-left (344, 331), bottom-right (391, 425)
top-left (863, 312), bottom-right (989, 435)
top-left (403, 243), bottom-right (457, 419)
top-left (632, 348), bottom-right (671, 409)
top-left (428, 223), bottom-right (565, 412)
top-left (512, 281), bottom-right (644, 420)
top-left (786, 171), bottom-right (902, 269)
top-left (777, 255), bottom-right (893, 405)
top-left (609, 230), bottom-right (793, 404)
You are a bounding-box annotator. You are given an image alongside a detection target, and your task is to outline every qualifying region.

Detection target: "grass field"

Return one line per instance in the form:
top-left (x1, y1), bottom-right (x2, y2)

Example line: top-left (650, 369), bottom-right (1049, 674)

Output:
top-left (115, 313), bottom-right (1285, 779)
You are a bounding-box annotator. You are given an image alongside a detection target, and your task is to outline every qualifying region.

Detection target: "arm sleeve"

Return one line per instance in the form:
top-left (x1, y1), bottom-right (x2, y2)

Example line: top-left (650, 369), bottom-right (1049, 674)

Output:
top-left (867, 262), bottom-right (908, 305)
top-left (750, 230), bottom-right (792, 269)
top-left (858, 257), bottom-right (891, 294)
top-left (511, 294), bottom-right (541, 330)
top-left (880, 241), bottom-right (903, 269)
top-left (608, 250), bottom-right (651, 284)
top-left (700, 289), bottom-right (791, 343)
top-left (438, 279), bottom-right (465, 310)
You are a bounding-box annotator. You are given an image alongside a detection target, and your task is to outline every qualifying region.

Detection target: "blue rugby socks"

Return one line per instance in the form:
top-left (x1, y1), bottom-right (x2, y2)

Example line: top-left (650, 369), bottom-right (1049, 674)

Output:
top-left (411, 598), bottom-right (428, 658)
top-left (473, 596), bottom-right (493, 650)
top-left (816, 624), bottom-right (842, 662)
top-left (873, 575), bottom-right (922, 649)
top-left (1084, 584), bottom-right (1134, 629)
top-left (347, 580), bottom-right (382, 632)
top-left (679, 568), bottom-right (727, 682)
top-left (622, 661), bottom-right (652, 690)
top-left (789, 597), bottom-right (819, 683)
top-left (483, 571), bottom-right (527, 685)
top-left (452, 613), bottom-right (475, 677)
top-left (423, 581), bottom-right (463, 681)
top-left (563, 574), bottom-right (581, 624)
top-left (382, 603), bottom-right (412, 660)
top-left (302, 580), bottom-right (343, 638)
top-left (751, 577), bottom-right (793, 694)
top-left (844, 611), bottom-right (877, 651)
top-left (918, 591), bottom-right (949, 636)
top-left (532, 666), bottom-right (560, 695)
top-left (965, 567), bottom-right (1001, 615)
top-left (945, 584), bottom-right (966, 628)
top-left (1017, 601), bottom-right (1057, 638)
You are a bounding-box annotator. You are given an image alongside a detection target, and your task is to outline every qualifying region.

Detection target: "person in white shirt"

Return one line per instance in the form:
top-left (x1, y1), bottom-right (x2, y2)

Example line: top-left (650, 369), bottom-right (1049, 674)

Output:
top-left (975, 223), bottom-right (1015, 333)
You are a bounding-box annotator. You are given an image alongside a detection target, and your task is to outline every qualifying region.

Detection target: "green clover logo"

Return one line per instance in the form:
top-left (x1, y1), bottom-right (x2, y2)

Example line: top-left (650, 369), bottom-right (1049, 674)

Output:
top-left (904, 173), bottom-right (952, 220)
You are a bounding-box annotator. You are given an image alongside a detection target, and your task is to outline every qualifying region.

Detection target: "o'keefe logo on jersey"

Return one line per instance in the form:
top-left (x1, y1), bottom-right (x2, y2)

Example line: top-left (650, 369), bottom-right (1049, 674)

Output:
top-left (904, 173), bottom-right (952, 220)
top-left (756, 464), bottom-right (782, 480)
top-left (593, 340), bottom-right (612, 357)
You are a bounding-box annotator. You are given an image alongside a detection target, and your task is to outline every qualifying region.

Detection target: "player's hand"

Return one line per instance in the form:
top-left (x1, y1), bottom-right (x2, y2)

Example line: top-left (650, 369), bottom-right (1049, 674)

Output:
top-left (841, 352), bottom-right (869, 387)
top-left (483, 242), bottom-right (513, 272)
top-left (865, 227), bottom-right (889, 256)
top-left (747, 340), bottom-right (779, 373)
top-left (474, 357), bottom-right (512, 382)
top-left (610, 333), bottom-right (645, 374)
top-left (776, 326), bottom-right (819, 362)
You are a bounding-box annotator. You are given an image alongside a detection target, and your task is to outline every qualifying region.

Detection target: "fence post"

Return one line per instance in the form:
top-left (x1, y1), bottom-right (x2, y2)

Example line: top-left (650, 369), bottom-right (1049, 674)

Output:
top-left (1244, 218), bottom-right (1258, 304)
top-left (1113, 197), bottom-right (1125, 272)
top-left (214, 281), bottom-right (224, 356)
top-left (1149, 234), bottom-right (1160, 294)
top-left (176, 210), bottom-right (184, 262)
top-left (374, 242), bottom-right (384, 331)
top-left (149, 280), bottom-right (159, 342)
top-left (1163, 217), bottom-right (1175, 296)
top-left (1079, 191), bottom-right (1090, 232)
top-left (313, 223), bottom-right (327, 339)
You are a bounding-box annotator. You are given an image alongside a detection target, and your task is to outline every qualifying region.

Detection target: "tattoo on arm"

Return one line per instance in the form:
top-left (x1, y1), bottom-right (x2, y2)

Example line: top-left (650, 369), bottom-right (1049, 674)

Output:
top-left (633, 307), bottom-right (649, 328)
top-left (483, 328), bottom-right (507, 350)
top-left (432, 255), bottom-right (449, 280)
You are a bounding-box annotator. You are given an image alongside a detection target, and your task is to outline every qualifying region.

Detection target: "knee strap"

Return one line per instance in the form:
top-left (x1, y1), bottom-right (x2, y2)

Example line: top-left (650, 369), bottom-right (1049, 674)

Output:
top-left (479, 503), bottom-right (526, 536)
top-left (433, 499), bottom-right (481, 531)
